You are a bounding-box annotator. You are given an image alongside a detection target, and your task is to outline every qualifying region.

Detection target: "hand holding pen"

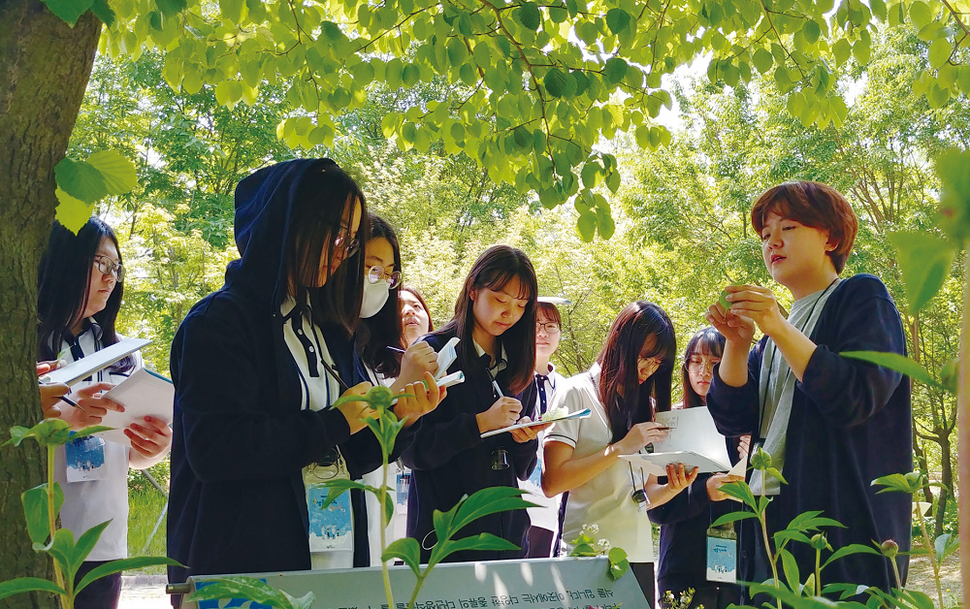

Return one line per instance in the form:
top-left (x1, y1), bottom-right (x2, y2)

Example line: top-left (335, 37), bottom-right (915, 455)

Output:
top-left (37, 361), bottom-right (69, 419)
top-left (59, 382), bottom-right (125, 430)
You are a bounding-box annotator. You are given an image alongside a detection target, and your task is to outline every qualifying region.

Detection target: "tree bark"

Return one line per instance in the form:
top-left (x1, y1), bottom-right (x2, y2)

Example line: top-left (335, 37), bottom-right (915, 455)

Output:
top-left (0, 2), bottom-right (101, 606)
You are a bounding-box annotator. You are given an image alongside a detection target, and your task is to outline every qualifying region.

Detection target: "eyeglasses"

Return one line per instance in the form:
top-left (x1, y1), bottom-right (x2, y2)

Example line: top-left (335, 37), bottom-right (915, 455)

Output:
top-left (93, 255), bottom-right (124, 281)
top-left (536, 322), bottom-right (561, 335)
top-left (366, 265), bottom-right (402, 289)
top-left (638, 356), bottom-right (663, 370)
top-left (688, 358), bottom-right (719, 373)
top-left (334, 227), bottom-right (360, 258)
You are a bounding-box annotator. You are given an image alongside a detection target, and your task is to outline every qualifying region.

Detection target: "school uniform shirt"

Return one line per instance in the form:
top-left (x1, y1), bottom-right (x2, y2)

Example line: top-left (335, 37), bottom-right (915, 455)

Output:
top-left (545, 366), bottom-right (654, 563)
top-left (522, 364), bottom-right (565, 534)
top-left (402, 327), bottom-right (538, 563)
top-left (52, 321), bottom-right (141, 562)
top-left (707, 274), bottom-right (912, 592)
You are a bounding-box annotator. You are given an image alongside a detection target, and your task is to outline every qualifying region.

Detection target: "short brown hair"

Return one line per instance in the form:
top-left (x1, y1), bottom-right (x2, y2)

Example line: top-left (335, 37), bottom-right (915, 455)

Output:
top-left (536, 301), bottom-right (561, 325)
top-left (750, 181), bottom-right (858, 273)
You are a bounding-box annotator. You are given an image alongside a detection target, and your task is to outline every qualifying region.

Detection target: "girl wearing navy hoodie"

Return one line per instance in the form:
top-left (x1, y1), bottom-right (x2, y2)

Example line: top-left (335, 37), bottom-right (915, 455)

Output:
top-left (402, 245), bottom-right (544, 563)
top-left (168, 159), bottom-right (441, 601)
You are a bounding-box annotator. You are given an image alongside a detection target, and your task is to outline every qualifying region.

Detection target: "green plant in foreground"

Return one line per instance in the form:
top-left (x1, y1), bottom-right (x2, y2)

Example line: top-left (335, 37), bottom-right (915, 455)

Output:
top-left (0, 418), bottom-right (179, 609)
top-left (567, 523), bottom-right (630, 581)
top-left (188, 384), bottom-right (538, 609)
top-left (711, 448), bottom-right (939, 609)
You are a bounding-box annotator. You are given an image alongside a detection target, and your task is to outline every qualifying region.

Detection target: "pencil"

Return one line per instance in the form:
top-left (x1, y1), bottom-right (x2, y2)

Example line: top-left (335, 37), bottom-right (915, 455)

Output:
top-left (59, 395), bottom-right (86, 412)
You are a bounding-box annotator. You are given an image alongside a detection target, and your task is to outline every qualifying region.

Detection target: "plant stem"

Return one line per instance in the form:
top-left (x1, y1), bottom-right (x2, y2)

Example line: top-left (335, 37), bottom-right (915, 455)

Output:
top-left (916, 505), bottom-right (943, 604)
top-left (960, 252), bottom-right (970, 609)
top-left (814, 547), bottom-right (821, 596)
top-left (48, 444), bottom-right (68, 609)
top-left (758, 511), bottom-right (781, 609)
top-left (380, 428), bottom-right (394, 609)
top-left (407, 572), bottom-right (428, 609)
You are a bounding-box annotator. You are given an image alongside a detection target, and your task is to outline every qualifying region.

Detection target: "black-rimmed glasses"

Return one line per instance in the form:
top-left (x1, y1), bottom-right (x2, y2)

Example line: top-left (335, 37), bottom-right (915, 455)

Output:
top-left (536, 322), bottom-right (561, 335)
top-left (93, 255), bottom-right (124, 281)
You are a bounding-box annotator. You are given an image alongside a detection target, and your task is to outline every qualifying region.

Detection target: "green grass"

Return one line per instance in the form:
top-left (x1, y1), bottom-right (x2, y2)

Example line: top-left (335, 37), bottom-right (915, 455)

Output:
top-left (127, 488), bottom-right (168, 574)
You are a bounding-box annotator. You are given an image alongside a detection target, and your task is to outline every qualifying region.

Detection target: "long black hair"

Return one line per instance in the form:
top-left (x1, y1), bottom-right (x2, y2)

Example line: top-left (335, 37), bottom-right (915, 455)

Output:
top-left (286, 159), bottom-right (369, 334)
top-left (358, 214), bottom-right (404, 377)
top-left (37, 218), bottom-right (133, 372)
top-left (595, 301), bottom-right (676, 443)
top-left (439, 245), bottom-right (538, 395)
top-left (681, 327), bottom-right (725, 408)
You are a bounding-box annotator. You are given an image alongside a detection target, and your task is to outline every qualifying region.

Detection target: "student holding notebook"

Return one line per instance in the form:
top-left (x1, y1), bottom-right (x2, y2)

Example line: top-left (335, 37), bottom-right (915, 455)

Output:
top-left (37, 218), bottom-right (172, 609)
top-left (168, 160), bottom-right (441, 601)
top-left (402, 245), bottom-right (545, 562)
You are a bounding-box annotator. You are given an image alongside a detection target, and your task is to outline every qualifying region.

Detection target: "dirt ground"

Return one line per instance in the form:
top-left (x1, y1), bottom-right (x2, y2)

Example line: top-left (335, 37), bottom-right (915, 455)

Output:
top-left (905, 552), bottom-right (962, 608)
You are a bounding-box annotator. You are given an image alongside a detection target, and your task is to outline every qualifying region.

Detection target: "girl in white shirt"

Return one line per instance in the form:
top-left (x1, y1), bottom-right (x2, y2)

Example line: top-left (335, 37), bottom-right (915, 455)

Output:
top-left (37, 218), bottom-right (172, 609)
top-left (542, 301), bottom-right (698, 608)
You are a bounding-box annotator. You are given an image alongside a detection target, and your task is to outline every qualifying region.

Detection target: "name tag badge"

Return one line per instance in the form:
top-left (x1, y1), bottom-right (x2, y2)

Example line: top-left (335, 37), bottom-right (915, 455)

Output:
top-left (396, 469), bottom-right (410, 508)
top-left (706, 525), bottom-right (737, 583)
top-left (65, 435), bottom-right (108, 482)
top-left (304, 449), bottom-right (353, 554)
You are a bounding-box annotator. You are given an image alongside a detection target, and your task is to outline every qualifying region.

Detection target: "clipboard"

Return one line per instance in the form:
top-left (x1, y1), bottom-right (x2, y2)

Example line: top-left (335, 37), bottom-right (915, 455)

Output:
top-left (44, 338), bottom-right (151, 387)
top-left (481, 407), bottom-right (592, 438)
top-left (95, 368), bottom-right (174, 446)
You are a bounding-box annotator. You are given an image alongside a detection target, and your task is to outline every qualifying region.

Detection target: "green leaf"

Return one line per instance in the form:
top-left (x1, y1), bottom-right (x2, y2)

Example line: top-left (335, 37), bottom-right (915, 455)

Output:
top-left (22, 484), bottom-right (64, 545)
top-left (55, 187), bottom-right (96, 234)
top-left (447, 38), bottom-right (468, 68)
top-left (929, 39), bottom-right (951, 70)
top-left (577, 212), bottom-right (596, 242)
top-left (0, 577), bottom-right (67, 601)
top-left (40, 0), bottom-right (95, 26)
top-left (841, 351), bottom-right (943, 391)
top-left (605, 8), bottom-right (633, 35)
top-left (155, 0), bottom-right (186, 17)
top-left (76, 556), bottom-right (183, 595)
top-left (187, 576), bottom-right (314, 608)
top-left (382, 537), bottom-right (421, 576)
top-left (718, 480), bottom-right (757, 511)
top-left (434, 533), bottom-right (520, 565)
top-left (887, 231), bottom-right (955, 314)
top-left (219, 0), bottom-right (243, 23)
top-left (603, 57), bottom-right (628, 85)
top-left (801, 20), bottom-right (821, 44)
top-left (779, 548), bottom-right (800, 592)
top-left (833, 38), bottom-right (852, 65)
top-left (450, 487), bottom-right (535, 535)
top-left (320, 479), bottom-right (368, 509)
top-left (514, 2), bottom-right (540, 31)
top-left (909, 1), bottom-right (932, 27)
top-left (821, 543), bottom-right (882, 570)
top-left (55, 158), bottom-right (108, 204)
top-left (934, 533), bottom-right (959, 563)
top-left (89, 0), bottom-right (115, 24)
top-left (871, 470), bottom-right (924, 494)
top-left (544, 68), bottom-right (568, 98)
top-left (752, 48), bottom-right (774, 73)
top-left (71, 521), bottom-right (111, 577)
top-left (86, 150), bottom-right (137, 196)
top-left (710, 511), bottom-right (758, 528)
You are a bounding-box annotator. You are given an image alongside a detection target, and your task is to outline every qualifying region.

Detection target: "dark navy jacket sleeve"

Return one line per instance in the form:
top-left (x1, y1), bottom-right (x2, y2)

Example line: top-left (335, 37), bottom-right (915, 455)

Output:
top-left (799, 275), bottom-right (907, 428)
top-left (707, 339), bottom-right (765, 438)
top-left (648, 474), bottom-right (712, 525)
top-left (173, 299), bottom-right (351, 482)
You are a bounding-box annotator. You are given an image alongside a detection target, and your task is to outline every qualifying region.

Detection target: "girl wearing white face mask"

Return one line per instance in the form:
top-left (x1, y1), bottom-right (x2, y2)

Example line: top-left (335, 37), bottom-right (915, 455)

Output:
top-left (357, 214), bottom-right (442, 565)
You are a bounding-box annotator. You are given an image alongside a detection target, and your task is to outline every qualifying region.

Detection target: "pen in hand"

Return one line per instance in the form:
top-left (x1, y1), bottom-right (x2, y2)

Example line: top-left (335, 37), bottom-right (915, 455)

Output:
top-left (59, 394), bottom-right (86, 412)
top-left (386, 345), bottom-right (406, 354)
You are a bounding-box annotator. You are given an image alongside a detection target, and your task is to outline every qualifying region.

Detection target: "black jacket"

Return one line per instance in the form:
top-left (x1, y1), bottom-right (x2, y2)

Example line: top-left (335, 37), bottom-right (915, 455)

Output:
top-left (402, 327), bottom-right (538, 562)
top-left (707, 274), bottom-right (912, 593)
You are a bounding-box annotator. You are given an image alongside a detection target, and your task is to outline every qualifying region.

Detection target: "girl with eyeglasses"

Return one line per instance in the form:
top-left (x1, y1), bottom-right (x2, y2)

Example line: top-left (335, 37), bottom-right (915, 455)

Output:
top-left (647, 327), bottom-right (745, 609)
top-left (542, 301), bottom-right (698, 608)
top-left (168, 160), bottom-right (442, 599)
top-left (356, 214), bottom-right (442, 566)
top-left (402, 245), bottom-right (545, 563)
top-left (37, 218), bottom-right (173, 609)
top-left (522, 299), bottom-right (567, 558)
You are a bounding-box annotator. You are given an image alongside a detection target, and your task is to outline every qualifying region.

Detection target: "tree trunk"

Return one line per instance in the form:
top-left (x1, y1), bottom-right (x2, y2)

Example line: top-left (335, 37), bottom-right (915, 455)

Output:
top-left (0, 2), bottom-right (101, 606)
top-left (959, 254), bottom-right (970, 609)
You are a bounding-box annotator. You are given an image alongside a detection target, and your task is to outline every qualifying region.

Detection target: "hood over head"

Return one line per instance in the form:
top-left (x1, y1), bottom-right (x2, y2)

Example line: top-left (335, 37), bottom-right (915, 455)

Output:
top-left (227, 158), bottom-right (367, 333)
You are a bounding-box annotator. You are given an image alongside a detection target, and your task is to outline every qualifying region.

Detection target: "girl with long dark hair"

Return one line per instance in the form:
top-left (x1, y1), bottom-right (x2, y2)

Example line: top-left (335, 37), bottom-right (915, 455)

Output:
top-left (648, 327), bottom-right (745, 609)
top-left (542, 301), bottom-right (698, 608)
top-left (402, 244), bottom-right (543, 563)
top-left (38, 218), bottom-right (172, 609)
top-left (400, 285), bottom-right (434, 348)
top-left (168, 159), bottom-right (442, 595)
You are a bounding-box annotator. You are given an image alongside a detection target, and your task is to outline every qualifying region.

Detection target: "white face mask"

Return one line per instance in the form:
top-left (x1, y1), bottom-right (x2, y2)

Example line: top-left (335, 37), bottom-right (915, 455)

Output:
top-left (360, 278), bottom-right (390, 318)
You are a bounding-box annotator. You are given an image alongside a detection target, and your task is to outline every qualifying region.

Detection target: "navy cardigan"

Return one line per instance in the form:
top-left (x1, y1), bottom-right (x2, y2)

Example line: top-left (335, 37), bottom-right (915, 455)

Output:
top-left (706, 274), bottom-right (912, 593)
top-left (401, 328), bottom-right (539, 562)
